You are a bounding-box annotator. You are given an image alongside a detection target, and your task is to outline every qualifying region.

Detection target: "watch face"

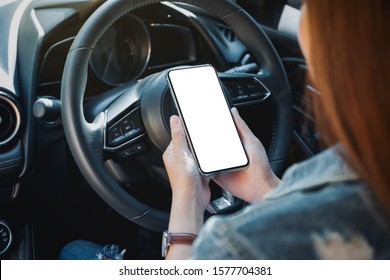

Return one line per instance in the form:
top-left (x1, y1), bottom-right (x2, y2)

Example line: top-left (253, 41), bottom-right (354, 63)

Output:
top-left (161, 231), bottom-right (169, 258)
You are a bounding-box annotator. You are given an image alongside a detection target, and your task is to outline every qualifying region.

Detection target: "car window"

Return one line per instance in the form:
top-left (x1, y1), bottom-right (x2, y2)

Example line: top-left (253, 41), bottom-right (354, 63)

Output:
top-left (277, 4), bottom-right (301, 37)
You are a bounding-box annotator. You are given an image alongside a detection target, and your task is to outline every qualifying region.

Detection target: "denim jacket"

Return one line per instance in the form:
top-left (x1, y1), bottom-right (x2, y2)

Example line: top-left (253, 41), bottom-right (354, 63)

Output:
top-left (192, 147), bottom-right (390, 259)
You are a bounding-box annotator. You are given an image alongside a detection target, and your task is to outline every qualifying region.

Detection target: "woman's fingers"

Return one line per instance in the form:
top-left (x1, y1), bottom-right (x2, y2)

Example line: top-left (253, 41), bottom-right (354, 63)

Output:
top-left (231, 107), bottom-right (258, 146)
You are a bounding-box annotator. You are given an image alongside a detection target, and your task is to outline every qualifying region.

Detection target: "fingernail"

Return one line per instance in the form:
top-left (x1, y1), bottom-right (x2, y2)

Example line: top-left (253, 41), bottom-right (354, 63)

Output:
top-left (170, 115), bottom-right (180, 127)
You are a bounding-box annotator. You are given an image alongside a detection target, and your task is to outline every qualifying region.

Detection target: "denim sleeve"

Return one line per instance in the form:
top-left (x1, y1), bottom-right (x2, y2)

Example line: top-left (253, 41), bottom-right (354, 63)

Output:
top-left (59, 240), bottom-right (126, 260)
top-left (191, 197), bottom-right (319, 260)
top-left (192, 215), bottom-right (257, 259)
top-left (191, 182), bottom-right (390, 259)
top-left (191, 148), bottom-right (390, 260)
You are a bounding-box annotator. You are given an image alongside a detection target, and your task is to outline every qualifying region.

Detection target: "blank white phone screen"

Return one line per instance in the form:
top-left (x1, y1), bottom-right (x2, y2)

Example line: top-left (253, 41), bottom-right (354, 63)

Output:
top-left (167, 65), bottom-right (248, 174)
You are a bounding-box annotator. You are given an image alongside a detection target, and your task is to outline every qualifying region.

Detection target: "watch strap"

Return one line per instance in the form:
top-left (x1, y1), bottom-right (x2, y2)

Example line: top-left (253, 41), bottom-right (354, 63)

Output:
top-left (169, 232), bottom-right (198, 245)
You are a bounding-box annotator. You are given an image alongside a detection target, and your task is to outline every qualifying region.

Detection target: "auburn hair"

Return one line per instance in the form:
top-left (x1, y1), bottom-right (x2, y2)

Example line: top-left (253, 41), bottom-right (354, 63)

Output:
top-left (304, 0), bottom-right (390, 210)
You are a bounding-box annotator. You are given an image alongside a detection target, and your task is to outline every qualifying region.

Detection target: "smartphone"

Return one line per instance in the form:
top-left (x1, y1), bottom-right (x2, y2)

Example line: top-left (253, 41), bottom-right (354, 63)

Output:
top-left (166, 65), bottom-right (249, 175)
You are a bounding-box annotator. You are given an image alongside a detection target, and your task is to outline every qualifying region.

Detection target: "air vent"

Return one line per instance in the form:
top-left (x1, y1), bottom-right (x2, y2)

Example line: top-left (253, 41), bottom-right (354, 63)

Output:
top-left (0, 92), bottom-right (21, 146)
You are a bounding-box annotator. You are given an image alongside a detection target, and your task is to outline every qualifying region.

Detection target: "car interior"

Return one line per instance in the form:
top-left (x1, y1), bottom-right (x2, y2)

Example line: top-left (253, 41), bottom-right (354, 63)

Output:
top-left (0, 0), bottom-right (321, 260)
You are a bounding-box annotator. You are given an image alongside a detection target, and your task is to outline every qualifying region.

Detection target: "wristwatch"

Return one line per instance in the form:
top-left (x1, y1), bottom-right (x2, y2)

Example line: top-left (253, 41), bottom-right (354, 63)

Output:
top-left (161, 230), bottom-right (197, 258)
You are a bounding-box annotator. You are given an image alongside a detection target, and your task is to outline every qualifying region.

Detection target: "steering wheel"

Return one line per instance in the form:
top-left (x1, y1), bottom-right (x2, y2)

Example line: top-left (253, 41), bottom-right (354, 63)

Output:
top-left (61, 0), bottom-right (292, 232)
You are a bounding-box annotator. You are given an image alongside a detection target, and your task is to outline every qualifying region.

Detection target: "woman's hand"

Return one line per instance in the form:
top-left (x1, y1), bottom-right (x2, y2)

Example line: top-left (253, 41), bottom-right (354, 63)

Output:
top-left (163, 115), bottom-right (211, 259)
top-left (213, 108), bottom-right (281, 204)
top-left (163, 115), bottom-right (210, 234)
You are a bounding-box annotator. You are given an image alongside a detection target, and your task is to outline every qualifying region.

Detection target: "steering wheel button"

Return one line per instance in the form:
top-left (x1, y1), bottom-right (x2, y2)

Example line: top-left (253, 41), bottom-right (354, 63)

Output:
top-left (122, 118), bottom-right (130, 126)
top-left (124, 129), bottom-right (139, 139)
top-left (249, 93), bottom-right (261, 99)
top-left (110, 135), bottom-right (126, 145)
top-left (119, 149), bottom-right (134, 158)
top-left (236, 95), bottom-right (249, 101)
top-left (110, 127), bottom-right (122, 138)
top-left (244, 83), bottom-right (258, 94)
top-left (131, 142), bottom-right (147, 154)
top-left (123, 124), bottom-right (134, 133)
top-left (230, 83), bottom-right (247, 96)
top-left (120, 116), bottom-right (133, 130)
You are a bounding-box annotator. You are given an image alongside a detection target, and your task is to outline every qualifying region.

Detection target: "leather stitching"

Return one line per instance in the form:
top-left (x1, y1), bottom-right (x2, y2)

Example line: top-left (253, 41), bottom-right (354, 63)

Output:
top-left (268, 120), bottom-right (278, 158)
top-left (0, 163), bottom-right (23, 171)
top-left (0, 156), bottom-right (23, 166)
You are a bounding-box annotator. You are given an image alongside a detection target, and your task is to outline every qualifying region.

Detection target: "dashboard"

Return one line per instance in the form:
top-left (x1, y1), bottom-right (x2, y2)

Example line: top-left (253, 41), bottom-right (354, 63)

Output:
top-left (36, 1), bottom-right (248, 100)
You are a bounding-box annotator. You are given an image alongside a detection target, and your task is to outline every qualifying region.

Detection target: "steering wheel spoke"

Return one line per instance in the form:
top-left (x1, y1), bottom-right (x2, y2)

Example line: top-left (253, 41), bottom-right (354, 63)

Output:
top-left (103, 80), bottom-right (151, 159)
top-left (105, 105), bottom-right (143, 150)
top-left (219, 73), bottom-right (271, 107)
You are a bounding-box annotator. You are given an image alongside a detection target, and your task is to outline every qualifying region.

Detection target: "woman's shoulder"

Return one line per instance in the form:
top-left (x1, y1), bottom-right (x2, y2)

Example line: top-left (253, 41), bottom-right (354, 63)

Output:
top-left (192, 148), bottom-right (390, 259)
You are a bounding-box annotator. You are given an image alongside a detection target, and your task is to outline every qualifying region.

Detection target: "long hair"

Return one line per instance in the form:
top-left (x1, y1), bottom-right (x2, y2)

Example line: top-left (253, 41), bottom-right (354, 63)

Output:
top-left (304, 0), bottom-right (390, 210)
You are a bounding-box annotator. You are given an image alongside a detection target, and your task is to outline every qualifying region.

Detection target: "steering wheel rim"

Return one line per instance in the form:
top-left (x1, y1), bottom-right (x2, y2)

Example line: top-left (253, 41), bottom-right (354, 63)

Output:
top-left (61, 0), bottom-right (292, 232)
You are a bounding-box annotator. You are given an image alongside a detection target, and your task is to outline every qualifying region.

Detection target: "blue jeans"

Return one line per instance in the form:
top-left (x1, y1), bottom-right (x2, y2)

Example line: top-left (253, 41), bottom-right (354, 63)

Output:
top-left (59, 240), bottom-right (126, 260)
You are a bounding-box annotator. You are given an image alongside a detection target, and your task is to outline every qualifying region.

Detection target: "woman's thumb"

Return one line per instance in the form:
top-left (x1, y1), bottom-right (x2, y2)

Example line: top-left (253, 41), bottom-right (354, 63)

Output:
top-left (170, 115), bottom-right (187, 149)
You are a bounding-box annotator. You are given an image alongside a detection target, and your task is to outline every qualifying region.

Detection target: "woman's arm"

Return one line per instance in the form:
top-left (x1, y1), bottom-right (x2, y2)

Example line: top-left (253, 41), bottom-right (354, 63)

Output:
top-left (162, 109), bottom-right (280, 259)
top-left (163, 116), bottom-right (210, 259)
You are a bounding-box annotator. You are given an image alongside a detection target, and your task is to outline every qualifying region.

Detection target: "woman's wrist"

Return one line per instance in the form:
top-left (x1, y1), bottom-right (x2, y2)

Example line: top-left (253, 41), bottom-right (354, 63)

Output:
top-left (168, 188), bottom-right (205, 234)
top-left (169, 199), bottom-right (204, 234)
top-left (250, 175), bottom-right (281, 204)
